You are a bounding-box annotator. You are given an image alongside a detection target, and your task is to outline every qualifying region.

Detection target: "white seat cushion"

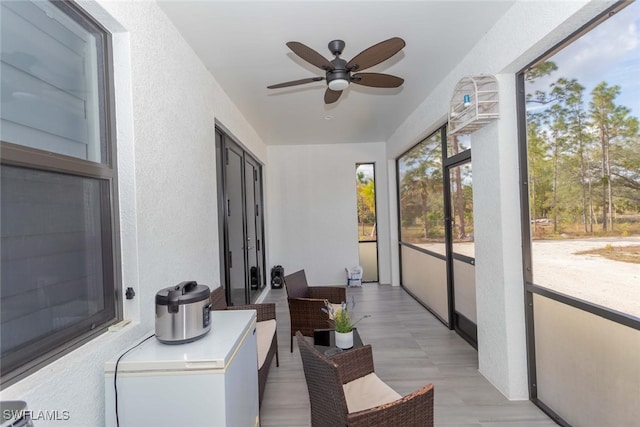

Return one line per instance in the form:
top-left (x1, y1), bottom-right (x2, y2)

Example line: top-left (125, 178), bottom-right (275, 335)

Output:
top-left (256, 319), bottom-right (276, 369)
top-left (342, 373), bottom-right (402, 414)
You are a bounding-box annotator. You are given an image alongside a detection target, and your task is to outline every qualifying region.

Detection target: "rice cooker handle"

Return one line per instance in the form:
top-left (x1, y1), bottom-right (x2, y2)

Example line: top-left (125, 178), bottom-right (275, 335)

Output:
top-left (168, 286), bottom-right (182, 313)
top-left (181, 281), bottom-right (198, 293)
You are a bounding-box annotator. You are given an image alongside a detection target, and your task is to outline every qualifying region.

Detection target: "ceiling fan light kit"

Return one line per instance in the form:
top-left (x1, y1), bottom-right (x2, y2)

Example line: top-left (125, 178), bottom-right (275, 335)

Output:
top-left (328, 78), bottom-right (349, 91)
top-left (268, 37), bottom-right (406, 104)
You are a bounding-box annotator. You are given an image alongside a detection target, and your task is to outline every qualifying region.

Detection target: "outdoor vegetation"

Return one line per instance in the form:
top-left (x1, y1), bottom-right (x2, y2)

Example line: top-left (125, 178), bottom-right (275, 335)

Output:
top-left (525, 61), bottom-right (640, 242)
top-left (356, 164), bottom-right (376, 241)
top-left (398, 133), bottom-right (444, 244)
top-left (398, 131), bottom-right (474, 246)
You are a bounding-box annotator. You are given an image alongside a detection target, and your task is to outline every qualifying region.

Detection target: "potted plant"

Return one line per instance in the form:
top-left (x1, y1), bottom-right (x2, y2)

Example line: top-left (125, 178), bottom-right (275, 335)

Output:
top-left (322, 297), bottom-right (370, 349)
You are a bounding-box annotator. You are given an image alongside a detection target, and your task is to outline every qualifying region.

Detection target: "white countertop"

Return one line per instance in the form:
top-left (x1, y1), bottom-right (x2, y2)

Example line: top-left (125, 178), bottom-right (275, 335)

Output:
top-left (104, 310), bottom-right (256, 373)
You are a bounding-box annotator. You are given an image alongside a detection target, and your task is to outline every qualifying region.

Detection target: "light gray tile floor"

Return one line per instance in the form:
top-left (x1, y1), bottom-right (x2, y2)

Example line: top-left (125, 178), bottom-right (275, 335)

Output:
top-left (258, 283), bottom-right (556, 427)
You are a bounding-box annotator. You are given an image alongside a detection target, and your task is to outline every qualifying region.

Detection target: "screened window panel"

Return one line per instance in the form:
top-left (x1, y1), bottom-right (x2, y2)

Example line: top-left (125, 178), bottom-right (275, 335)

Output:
top-left (523, 0), bottom-right (640, 318)
top-left (450, 162), bottom-right (475, 258)
top-left (401, 245), bottom-right (449, 323)
top-left (447, 133), bottom-right (471, 157)
top-left (533, 294), bottom-right (640, 426)
top-left (0, 0), bottom-right (104, 163)
top-left (1, 165), bottom-right (108, 355)
top-left (397, 132), bottom-right (444, 250)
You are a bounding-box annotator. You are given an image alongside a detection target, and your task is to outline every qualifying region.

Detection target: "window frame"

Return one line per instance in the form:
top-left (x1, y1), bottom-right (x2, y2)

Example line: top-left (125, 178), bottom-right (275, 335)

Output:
top-left (517, 1), bottom-right (640, 330)
top-left (516, 1), bottom-right (640, 421)
top-left (0, 0), bottom-right (121, 387)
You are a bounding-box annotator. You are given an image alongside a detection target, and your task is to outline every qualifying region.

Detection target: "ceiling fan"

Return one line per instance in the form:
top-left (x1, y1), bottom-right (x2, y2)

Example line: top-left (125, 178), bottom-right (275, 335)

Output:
top-left (267, 37), bottom-right (406, 104)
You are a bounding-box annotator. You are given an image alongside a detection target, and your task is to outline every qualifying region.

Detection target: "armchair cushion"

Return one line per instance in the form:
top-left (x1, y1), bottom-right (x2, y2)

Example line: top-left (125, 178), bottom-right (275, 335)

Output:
top-left (209, 286), bottom-right (278, 407)
top-left (343, 373), bottom-right (401, 414)
top-left (256, 319), bottom-right (276, 369)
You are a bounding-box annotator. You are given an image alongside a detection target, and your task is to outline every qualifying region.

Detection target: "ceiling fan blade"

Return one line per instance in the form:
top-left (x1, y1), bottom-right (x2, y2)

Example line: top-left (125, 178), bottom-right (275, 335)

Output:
top-left (346, 37), bottom-right (406, 72)
top-left (324, 88), bottom-right (342, 104)
top-left (286, 42), bottom-right (335, 71)
top-left (267, 77), bottom-right (324, 89)
top-left (351, 73), bottom-right (404, 88)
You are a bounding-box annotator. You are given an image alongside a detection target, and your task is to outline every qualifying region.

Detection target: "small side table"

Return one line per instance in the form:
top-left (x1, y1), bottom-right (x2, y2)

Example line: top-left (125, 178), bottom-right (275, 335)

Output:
top-left (313, 328), bottom-right (363, 356)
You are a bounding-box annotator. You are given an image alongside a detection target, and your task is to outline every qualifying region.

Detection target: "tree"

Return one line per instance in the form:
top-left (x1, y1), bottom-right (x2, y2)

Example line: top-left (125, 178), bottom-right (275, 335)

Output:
top-left (356, 170), bottom-right (376, 237)
top-left (543, 102), bottom-right (570, 232)
top-left (590, 82), bottom-right (639, 231)
top-left (450, 136), bottom-right (467, 238)
top-left (399, 136), bottom-right (443, 241)
top-left (551, 78), bottom-right (594, 232)
top-left (525, 61), bottom-right (558, 235)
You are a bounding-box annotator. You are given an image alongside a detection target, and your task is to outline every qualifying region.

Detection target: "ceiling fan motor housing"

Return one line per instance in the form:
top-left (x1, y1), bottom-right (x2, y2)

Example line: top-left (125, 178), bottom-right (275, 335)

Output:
top-left (326, 57), bottom-right (350, 90)
top-left (328, 39), bottom-right (345, 56)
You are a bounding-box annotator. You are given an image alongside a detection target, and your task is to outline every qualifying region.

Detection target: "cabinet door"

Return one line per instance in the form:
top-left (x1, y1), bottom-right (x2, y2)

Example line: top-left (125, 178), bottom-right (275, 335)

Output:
top-left (225, 322), bottom-right (259, 426)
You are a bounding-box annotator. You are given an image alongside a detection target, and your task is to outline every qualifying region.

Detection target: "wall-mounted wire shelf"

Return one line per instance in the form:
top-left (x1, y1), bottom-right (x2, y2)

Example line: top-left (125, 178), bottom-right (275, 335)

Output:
top-left (448, 75), bottom-right (499, 136)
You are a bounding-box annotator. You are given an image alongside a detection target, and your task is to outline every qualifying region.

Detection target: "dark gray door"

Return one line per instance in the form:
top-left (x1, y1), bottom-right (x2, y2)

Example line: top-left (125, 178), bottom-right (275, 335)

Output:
top-left (244, 156), bottom-right (263, 301)
top-left (216, 129), bottom-right (265, 306)
top-left (226, 143), bottom-right (246, 306)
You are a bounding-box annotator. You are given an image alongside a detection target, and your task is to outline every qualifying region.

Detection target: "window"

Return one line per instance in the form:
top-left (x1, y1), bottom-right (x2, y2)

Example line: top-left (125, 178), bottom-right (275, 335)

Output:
top-left (519, 3), bottom-right (639, 425)
top-left (397, 130), bottom-right (445, 253)
top-left (522, 1), bottom-right (639, 317)
top-left (356, 163), bottom-right (378, 282)
top-left (396, 127), bottom-right (450, 323)
top-left (1, 0), bottom-right (118, 386)
top-left (356, 164), bottom-right (376, 242)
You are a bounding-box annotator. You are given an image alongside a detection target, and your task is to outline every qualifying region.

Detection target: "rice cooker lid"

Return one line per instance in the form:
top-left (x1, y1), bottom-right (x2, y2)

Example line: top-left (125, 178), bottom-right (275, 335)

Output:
top-left (156, 281), bottom-right (210, 306)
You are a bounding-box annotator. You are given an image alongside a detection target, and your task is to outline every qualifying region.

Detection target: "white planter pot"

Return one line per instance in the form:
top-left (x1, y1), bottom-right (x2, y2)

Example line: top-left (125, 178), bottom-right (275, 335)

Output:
top-left (334, 330), bottom-right (353, 349)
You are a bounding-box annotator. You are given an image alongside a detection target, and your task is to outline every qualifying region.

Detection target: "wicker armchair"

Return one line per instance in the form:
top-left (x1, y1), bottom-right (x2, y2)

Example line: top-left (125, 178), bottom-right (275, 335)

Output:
top-left (284, 269), bottom-right (346, 352)
top-left (210, 286), bottom-right (278, 407)
top-left (296, 332), bottom-right (434, 426)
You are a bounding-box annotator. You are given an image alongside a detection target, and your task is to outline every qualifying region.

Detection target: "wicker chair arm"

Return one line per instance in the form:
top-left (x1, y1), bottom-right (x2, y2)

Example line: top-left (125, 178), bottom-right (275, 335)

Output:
top-left (227, 303), bottom-right (276, 322)
top-left (330, 344), bottom-right (375, 384)
top-left (348, 383), bottom-right (435, 427)
top-left (209, 286), bottom-right (228, 311)
top-left (308, 286), bottom-right (347, 303)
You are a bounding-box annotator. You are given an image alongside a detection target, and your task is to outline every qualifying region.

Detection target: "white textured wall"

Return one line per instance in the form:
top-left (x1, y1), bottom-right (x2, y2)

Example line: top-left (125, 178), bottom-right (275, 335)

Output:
top-left (0, 1), bottom-right (266, 425)
top-left (472, 74), bottom-right (529, 398)
top-left (386, 0), bottom-right (616, 399)
top-left (266, 142), bottom-right (390, 286)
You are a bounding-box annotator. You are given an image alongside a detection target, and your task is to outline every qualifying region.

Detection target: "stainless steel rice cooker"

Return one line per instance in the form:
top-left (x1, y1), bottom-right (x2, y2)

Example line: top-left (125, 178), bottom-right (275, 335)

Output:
top-left (155, 281), bottom-right (212, 344)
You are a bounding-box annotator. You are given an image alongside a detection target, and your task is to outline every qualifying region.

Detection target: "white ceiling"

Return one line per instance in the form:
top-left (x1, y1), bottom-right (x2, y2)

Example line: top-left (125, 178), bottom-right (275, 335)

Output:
top-left (157, 1), bottom-right (515, 146)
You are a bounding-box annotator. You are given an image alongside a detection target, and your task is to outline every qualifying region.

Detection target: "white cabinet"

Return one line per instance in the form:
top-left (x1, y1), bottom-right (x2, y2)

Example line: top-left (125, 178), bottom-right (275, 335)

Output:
top-left (104, 310), bottom-right (258, 427)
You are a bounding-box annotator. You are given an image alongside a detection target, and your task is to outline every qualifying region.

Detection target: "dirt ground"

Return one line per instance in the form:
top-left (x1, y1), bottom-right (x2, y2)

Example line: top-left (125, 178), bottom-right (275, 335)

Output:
top-left (531, 236), bottom-right (640, 318)
top-left (414, 236), bottom-right (640, 318)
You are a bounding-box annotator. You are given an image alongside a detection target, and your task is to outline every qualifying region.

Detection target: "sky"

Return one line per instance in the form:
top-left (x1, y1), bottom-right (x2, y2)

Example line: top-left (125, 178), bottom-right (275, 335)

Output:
top-left (527, 1), bottom-right (640, 117)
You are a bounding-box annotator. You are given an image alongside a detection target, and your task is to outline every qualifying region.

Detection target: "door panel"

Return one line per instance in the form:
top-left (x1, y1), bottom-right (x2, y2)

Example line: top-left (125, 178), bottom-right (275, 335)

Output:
top-left (448, 162), bottom-right (477, 346)
top-left (226, 146), bottom-right (246, 306)
top-left (254, 168), bottom-right (265, 291)
top-left (244, 157), bottom-right (259, 301)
